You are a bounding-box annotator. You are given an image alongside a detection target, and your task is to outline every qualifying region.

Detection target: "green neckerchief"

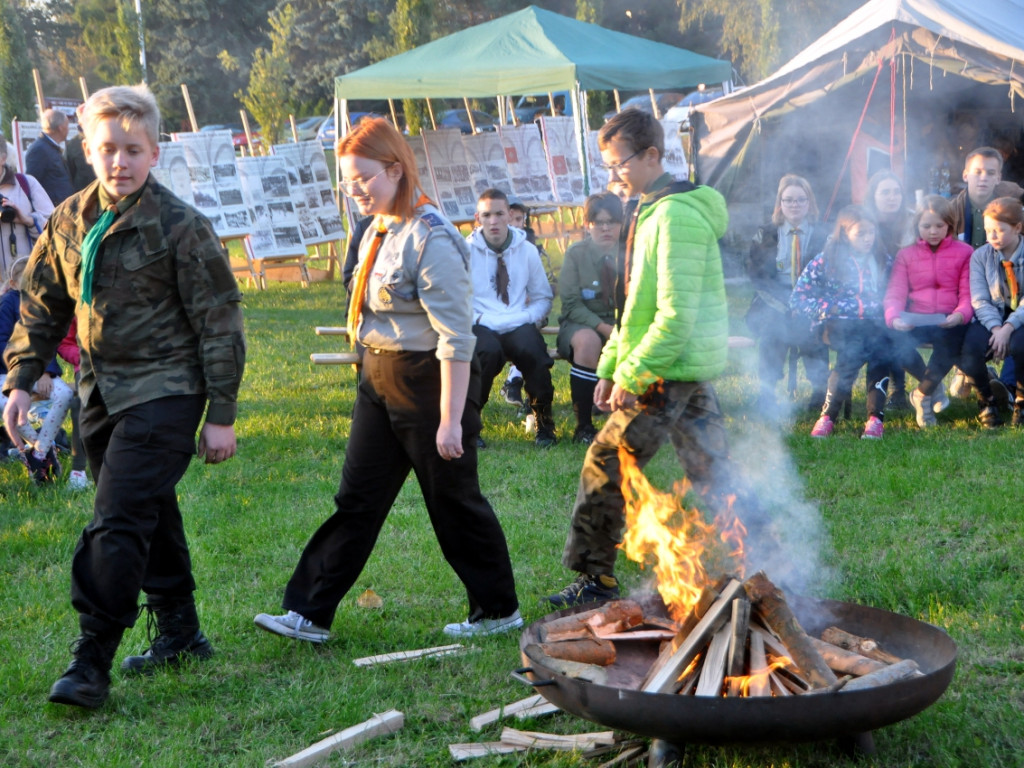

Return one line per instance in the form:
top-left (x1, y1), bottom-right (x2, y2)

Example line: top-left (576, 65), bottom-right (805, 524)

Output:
top-left (487, 229), bottom-right (514, 254)
top-left (80, 182), bottom-right (147, 306)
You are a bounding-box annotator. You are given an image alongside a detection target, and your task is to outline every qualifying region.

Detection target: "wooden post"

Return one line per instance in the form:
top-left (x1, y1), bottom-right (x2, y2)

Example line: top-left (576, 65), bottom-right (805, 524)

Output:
top-left (181, 84), bottom-right (198, 132)
top-left (32, 69), bottom-right (45, 119)
top-left (78, 77), bottom-right (90, 101)
top-left (548, 92), bottom-right (557, 117)
top-left (462, 96), bottom-right (477, 134)
top-left (239, 110), bottom-right (256, 154)
top-left (289, 114), bottom-right (298, 143)
top-left (508, 96), bottom-right (519, 126)
top-left (613, 89), bottom-right (621, 113)
top-left (388, 98), bottom-right (399, 129)
top-left (425, 98), bottom-right (437, 130)
top-left (649, 88), bottom-right (661, 119)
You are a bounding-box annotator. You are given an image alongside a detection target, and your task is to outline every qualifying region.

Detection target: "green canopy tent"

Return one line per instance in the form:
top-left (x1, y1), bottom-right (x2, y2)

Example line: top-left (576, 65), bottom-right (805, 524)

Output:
top-left (332, 5), bottom-right (731, 194)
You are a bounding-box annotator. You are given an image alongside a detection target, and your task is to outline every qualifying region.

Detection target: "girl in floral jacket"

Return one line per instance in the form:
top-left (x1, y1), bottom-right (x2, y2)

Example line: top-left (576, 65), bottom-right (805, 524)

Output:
top-left (790, 205), bottom-right (893, 439)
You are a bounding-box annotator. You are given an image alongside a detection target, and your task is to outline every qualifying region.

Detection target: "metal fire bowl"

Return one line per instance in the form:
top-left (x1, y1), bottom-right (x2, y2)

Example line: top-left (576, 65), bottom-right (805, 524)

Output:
top-left (517, 596), bottom-right (957, 745)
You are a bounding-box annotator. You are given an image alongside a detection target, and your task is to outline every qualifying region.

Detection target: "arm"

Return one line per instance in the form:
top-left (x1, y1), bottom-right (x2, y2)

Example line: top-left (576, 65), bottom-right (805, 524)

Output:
top-left (884, 251), bottom-right (912, 329)
top-left (437, 359), bottom-right (469, 460)
top-left (522, 244), bottom-right (553, 326)
top-left (969, 249), bottom-right (1004, 330)
top-left (176, 215), bottom-right (246, 429)
top-left (558, 243), bottom-right (608, 330)
top-left (788, 255), bottom-right (826, 324)
top-left (945, 247), bottom-right (974, 326)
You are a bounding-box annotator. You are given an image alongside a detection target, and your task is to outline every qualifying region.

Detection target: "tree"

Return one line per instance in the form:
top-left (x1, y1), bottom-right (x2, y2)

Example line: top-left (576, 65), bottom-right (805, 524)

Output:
top-left (390, 0), bottom-right (433, 135)
top-left (73, 0), bottom-right (140, 84)
top-left (237, 3), bottom-right (295, 146)
top-left (0, 1), bottom-right (35, 123)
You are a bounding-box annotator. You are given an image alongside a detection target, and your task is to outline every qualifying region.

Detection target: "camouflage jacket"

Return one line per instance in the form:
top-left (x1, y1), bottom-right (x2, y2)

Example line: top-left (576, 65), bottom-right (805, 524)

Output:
top-left (3, 177), bottom-right (245, 425)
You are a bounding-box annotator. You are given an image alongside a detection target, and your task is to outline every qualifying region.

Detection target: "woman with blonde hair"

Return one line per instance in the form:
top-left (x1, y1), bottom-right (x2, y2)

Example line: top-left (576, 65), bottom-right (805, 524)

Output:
top-left (0, 131), bottom-right (53, 280)
top-left (255, 118), bottom-right (520, 642)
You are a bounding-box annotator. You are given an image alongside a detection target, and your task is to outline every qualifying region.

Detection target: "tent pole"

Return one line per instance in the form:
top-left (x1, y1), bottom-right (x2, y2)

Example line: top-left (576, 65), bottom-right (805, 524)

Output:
top-left (571, 84), bottom-right (589, 197)
top-left (426, 98), bottom-right (437, 130)
top-left (463, 96), bottom-right (477, 133)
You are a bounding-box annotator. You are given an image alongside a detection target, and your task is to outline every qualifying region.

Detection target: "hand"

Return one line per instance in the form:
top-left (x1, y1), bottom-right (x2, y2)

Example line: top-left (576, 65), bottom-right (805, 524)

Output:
top-left (34, 373), bottom-right (54, 399)
top-left (436, 419), bottom-right (463, 460)
top-left (608, 383), bottom-right (638, 411)
top-left (892, 318), bottom-right (912, 332)
top-left (989, 324), bottom-right (1014, 360)
top-left (939, 312), bottom-right (964, 328)
top-left (596, 322), bottom-right (614, 340)
top-left (197, 422), bottom-right (237, 464)
top-left (593, 379), bottom-right (614, 412)
top-left (2, 389), bottom-right (32, 450)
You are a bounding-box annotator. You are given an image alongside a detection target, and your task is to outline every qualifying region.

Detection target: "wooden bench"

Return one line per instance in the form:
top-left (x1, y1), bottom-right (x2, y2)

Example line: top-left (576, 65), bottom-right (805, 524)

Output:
top-left (310, 326), bottom-right (754, 366)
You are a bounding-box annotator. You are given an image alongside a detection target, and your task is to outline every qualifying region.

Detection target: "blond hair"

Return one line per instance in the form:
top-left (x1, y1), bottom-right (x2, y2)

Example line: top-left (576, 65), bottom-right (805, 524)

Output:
top-left (81, 84), bottom-right (160, 147)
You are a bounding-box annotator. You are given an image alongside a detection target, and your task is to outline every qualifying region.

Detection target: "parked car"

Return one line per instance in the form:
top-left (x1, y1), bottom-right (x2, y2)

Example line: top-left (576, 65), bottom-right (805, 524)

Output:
top-left (661, 89), bottom-right (725, 127)
top-left (291, 115), bottom-right (329, 142)
top-left (437, 108), bottom-right (497, 134)
top-left (603, 92), bottom-right (686, 122)
top-left (318, 111), bottom-right (382, 151)
top-left (513, 91), bottom-right (572, 124)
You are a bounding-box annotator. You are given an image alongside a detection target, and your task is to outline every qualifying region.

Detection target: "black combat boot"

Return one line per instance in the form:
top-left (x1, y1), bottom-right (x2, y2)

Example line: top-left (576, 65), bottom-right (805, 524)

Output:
top-left (48, 626), bottom-right (124, 709)
top-left (120, 595), bottom-right (214, 675)
top-left (533, 404), bottom-right (558, 447)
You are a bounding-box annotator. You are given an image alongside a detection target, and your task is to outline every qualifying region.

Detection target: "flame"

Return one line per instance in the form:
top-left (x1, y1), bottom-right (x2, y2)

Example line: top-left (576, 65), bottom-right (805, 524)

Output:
top-left (725, 656), bottom-right (793, 697)
top-left (617, 446), bottom-right (746, 622)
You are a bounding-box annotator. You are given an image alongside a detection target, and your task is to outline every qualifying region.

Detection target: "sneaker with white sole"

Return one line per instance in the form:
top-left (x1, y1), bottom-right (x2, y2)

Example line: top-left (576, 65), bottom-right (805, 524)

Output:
top-left (932, 381), bottom-right (950, 413)
top-left (861, 415), bottom-right (884, 439)
top-left (254, 610), bottom-right (330, 643)
top-left (67, 470), bottom-right (92, 491)
top-left (949, 369), bottom-right (972, 399)
top-left (909, 388), bottom-right (936, 428)
top-left (442, 609), bottom-right (523, 638)
top-left (810, 414), bottom-right (834, 438)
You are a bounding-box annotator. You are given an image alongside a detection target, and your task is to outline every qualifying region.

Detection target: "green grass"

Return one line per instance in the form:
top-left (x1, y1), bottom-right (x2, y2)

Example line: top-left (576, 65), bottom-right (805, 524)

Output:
top-left (1, 280), bottom-right (1022, 767)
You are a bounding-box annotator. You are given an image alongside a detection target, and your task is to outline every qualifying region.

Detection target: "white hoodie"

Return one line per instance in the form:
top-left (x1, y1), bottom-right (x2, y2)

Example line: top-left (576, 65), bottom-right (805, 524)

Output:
top-left (466, 225), bottom-right (552, 333)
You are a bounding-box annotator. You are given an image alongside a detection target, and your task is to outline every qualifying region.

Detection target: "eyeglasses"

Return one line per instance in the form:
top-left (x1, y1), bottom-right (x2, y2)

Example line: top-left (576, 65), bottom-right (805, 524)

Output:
top-left (597, 149), bottom-right (642, 173)
top-left (781, 197), bottom-right (808, 205)
top-left (588, 219), bottom-right (620, 229)
top-left (339, 165), bottom-right (390, 196)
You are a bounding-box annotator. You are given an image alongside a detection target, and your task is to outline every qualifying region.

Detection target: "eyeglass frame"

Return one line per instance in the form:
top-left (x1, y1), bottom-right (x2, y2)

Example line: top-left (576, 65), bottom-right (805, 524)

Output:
top-left (597, 148), bottom-right (643, 173)
top-left (339, 164), bottom-right (392, 196)
top-left (780, 196), bottom-right (809, 205)
top-left (587, 218), bottom-right (621, 229)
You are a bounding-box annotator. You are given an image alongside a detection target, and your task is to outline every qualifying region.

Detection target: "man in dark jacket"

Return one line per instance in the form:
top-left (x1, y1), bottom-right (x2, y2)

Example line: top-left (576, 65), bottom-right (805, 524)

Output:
top-left (25, 109), bottom-right (74, 205)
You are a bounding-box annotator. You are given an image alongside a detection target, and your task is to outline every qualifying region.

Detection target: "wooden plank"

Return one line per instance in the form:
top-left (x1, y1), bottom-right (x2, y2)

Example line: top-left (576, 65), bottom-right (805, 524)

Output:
top-left (352, 644), bottom-right (465, 667)
top-left (470, 694), bottom-right (545, 731)
top-left (273, 709), bottom-right (404, 767)
top-left (449, 742), bottom-right (525, 761)
top-left (513, 701), bottom-right (560, 720)
top-left (746, 628), bottom-right (772, 697)
top-left (695, 621), bottom-right (732, 697)
top-left (499, 727), bottom-right (616, 750)
top-left (642, 579), bottom-right (745, 694)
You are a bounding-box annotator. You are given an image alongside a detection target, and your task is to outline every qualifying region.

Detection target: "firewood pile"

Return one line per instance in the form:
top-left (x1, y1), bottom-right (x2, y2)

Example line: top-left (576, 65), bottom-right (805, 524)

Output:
top-left (526, 571), bottom-right (922, 697)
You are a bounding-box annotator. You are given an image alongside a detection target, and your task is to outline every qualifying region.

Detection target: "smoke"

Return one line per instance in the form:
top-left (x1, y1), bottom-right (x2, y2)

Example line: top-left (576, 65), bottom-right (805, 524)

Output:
top-left (727, 420), bottom-right (837, 600)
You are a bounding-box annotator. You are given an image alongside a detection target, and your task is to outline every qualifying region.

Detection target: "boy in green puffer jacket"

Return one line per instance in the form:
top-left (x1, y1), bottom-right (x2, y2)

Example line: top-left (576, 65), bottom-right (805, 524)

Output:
top-left (547, 109), bottom-right (760, 608)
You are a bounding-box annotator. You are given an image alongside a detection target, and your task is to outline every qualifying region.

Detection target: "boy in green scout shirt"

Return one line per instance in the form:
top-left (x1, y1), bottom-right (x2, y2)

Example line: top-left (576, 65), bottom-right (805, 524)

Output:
top-left (3, 84), bottom-right (245, 709)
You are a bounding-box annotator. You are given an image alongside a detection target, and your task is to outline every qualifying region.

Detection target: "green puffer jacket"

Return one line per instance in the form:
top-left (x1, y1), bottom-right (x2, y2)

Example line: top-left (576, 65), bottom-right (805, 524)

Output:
top-left (597, 182), bottom-right (729, 393)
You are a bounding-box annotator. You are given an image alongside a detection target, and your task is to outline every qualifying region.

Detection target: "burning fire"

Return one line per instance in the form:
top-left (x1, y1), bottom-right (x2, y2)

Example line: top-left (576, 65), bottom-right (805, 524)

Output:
top-left (725, 657), bottom-right (793, 697)
top-left (618, 446), bottom-right (747, 622)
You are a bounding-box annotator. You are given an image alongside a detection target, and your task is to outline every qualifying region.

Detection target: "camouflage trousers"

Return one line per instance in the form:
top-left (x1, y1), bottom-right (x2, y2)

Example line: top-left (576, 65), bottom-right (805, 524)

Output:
top-left (561, 380), bottom-right (733, 576)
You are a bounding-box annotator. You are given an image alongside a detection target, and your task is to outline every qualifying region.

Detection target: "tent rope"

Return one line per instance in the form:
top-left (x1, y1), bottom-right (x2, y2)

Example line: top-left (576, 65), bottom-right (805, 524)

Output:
top-left (824, 26), bottom-right (897, 221)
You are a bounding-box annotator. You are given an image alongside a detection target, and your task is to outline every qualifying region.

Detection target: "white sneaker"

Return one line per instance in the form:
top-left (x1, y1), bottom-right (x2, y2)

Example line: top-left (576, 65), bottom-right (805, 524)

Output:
top-left (949, 369), bottom-right (972, 399)
top-left (932, 381), bottom-right (950, 413)
top-left (442, 609), bottom-right (523, 638)
top-left (67, 470), bottom-right (91, 491)
top-left (909, 388), bottom-right (936, 428)
top-left (254, 610), bottom-right (331, 643)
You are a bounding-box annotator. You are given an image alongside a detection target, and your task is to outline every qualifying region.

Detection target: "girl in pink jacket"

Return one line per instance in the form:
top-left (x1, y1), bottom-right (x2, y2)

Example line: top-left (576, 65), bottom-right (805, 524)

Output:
top-left (884, 196), bottom-right (973, 427)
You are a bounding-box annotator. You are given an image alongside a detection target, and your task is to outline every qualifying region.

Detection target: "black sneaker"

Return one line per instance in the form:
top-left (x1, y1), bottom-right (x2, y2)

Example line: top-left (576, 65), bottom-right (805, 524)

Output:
top-left (990, 378), bottom-right (1011, 412)
top-left (20, 447), bottom-right (61, 485)
top-left (572, 424), bottom-right (597, 445)
top-left (545, 573), bottom-right (619, 608)
top-left (978, 404), bottom-right (1004, 429)
top-left (535, 425), bottom-right (558, 447)
top-left (500, 376), bottom-right (525, 407)
top-left (886, 389), bottom-right (911, 411)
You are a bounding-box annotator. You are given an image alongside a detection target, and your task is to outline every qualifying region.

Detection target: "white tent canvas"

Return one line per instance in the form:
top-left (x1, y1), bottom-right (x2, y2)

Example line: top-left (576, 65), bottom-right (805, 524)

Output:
top-left (692, 0), bottom-right (1024, 232)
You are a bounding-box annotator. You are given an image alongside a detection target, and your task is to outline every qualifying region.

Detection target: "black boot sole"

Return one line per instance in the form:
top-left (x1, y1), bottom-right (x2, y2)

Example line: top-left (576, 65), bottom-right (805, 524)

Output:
top-left (120, 635), bottom-right (214, 675)
top-left (48, 679), bottom-right (108, 709)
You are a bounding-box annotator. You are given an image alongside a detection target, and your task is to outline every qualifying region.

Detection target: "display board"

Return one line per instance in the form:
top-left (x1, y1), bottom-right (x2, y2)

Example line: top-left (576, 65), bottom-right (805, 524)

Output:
top-left (497, 124), bottom-right (552, 201)
top-left (171, 130), bottom-right (251, 237)
top-left (462, 132), bottom-right (513, 196)
top-left (539, 116), bottom-right (585, 204)
top-left (421, 128), bottom-right (477, 221)
top-left (236, 155), bottom-right (306, 259)
top-left (270, 140), bottom-right (345, 244)
top-left (660, 118), bottom-right (689, 181)
top-left (153, 142), bottom-right (195, 201)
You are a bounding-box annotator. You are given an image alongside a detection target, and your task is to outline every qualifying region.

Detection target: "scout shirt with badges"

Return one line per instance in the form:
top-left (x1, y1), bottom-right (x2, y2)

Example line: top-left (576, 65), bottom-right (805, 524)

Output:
top-left (354, 202), bottom-right (476, 363)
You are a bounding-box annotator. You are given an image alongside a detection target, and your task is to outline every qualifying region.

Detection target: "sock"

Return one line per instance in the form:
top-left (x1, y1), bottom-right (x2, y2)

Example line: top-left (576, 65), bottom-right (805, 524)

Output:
top-left (569, 364), bottom-right (598, 428)
top-left (597, 574), bottom-right (618, 588)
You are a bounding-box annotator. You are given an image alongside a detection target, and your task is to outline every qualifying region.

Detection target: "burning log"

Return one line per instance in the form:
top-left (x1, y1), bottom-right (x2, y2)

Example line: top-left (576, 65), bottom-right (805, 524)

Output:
top-left (744, 628), bottom-right (772, 697)
top-left (725, 598), bottom-right (751, 696)
top-left (539, 600), bottom-right (644, 642)
top-left (695, 622), bottom-right (732, 696)
top-left (821, 626), bottom-right (903, 665)
top-left (743, 572), bottom-right (837, 689)
top-left (640, 583), bottom-right (721, 690)
top-left (537, 638), bottom-right (616, 666)
top-left (641, 579), bottom-right (745, 693)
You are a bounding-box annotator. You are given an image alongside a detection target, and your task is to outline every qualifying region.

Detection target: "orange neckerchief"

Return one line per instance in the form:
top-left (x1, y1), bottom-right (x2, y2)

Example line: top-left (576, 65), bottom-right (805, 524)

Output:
top-left (345, 195), bottom-right (434, 347)
top-left (1003, 261), bottom-right (1020, 311)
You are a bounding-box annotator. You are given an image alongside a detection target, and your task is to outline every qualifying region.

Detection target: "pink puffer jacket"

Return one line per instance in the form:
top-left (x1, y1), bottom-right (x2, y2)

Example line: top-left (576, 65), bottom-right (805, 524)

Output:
top-left (884, 236), bottom-right (974, 326)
